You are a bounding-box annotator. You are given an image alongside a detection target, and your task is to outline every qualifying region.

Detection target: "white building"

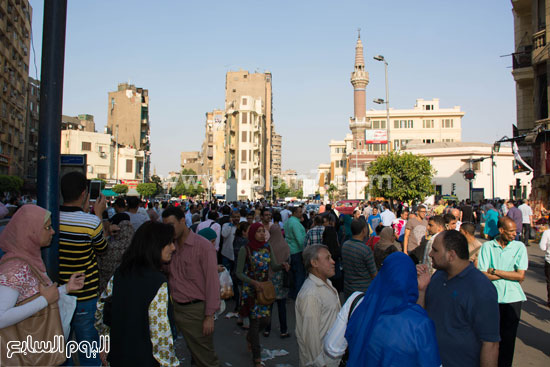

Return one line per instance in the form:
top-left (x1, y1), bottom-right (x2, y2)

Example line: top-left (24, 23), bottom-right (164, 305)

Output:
top-left (403, 142), bottom-right (531, 201)
top-left (61, 130), bottom-right (113, 179)
top-left (115, 146), bottom-right (146, 183)
top-left (364, 98), bottom-right (464, 151)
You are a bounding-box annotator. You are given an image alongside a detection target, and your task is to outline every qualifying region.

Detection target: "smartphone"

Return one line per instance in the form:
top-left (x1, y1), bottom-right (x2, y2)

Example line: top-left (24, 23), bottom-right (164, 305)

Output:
top-left (89, 180), bottom-right (102, 202)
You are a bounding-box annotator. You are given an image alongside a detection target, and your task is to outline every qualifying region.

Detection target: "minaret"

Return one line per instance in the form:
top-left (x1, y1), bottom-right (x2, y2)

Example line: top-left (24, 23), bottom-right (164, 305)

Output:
top-left (351, 30), bottom-right (369, 122)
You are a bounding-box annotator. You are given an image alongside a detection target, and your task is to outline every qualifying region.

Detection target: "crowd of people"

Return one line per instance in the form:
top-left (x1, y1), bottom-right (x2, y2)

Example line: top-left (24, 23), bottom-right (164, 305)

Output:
top-left (0, 171), bottom-right (548, 366)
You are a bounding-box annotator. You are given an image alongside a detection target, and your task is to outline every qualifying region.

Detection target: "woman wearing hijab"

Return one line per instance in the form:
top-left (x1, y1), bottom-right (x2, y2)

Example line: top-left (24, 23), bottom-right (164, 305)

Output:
top-left (324, 252), bottom-right (440, 367)
top-left (98, 212), bottom-right (134, 294)
top-left (235, 222), bottom-right (289, 367)
top-left (0, 205), bottom-right (84, 338)
top-left (264, 222), bottom-right (291, 338)
top-left (373, 227), bottom-right (402, 270)
top-left (483, 204), bottom-right (500, 240)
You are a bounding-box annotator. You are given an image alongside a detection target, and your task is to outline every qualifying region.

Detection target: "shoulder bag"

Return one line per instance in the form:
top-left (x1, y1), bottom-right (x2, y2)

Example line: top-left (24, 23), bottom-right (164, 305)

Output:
top-left (246, 247), bottom-right (276, 305)
top-left (338, 292), bottom-right (365, 367)
top-left (0, 257), bottom-right (66, 366)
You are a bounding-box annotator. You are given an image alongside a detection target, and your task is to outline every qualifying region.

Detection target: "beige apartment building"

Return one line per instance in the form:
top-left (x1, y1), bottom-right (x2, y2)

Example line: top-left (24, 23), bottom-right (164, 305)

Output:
top-left (224, 70), bottom-right (276, 199)
top-left (202, 109), bottom-right (226, 190)
top-left (107, 83), bottom-right (151, 181)
top-left (180, 151), bottom-right (202, 174)
top-left (0, 0), bottom-right (31, 176)
top-left (272, 132), bottom-right (282, 177)
top-left (511, 0), bottom-right (550, 207)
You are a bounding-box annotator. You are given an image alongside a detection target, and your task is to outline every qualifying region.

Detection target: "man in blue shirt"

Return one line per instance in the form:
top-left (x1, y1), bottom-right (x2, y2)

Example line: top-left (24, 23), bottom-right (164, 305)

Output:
top-left (418, 230), bottom-right (500, 367)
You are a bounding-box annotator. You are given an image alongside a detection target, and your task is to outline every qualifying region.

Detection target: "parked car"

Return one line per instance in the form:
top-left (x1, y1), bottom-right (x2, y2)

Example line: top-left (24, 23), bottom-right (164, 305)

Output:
top-left (334, 200), bottom-right (361, 215)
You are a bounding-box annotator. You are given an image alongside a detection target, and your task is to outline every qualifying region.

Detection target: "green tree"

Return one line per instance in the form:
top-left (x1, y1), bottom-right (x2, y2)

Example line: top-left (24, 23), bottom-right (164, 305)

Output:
top-left (327, 183), bottom-right (338, 202)
top-left (0, 175), bottom-right (23, 194)
top-left (366, 151), bottom-right (435, 205)
top-left (150, 175), bottom-right (163, 195)
top-left (272, 176), bottom-right (290, 199)
top-left (112, 184), bottom-right (129, 195)
top-left (136, 183), bottom-right (158, 198)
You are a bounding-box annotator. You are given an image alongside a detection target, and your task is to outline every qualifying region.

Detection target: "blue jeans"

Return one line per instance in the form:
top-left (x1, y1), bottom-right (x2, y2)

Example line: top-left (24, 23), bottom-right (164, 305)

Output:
top-left (290, 252), bottom-right (306, 299)
top-left (68, 298), bottom-right (101, 366)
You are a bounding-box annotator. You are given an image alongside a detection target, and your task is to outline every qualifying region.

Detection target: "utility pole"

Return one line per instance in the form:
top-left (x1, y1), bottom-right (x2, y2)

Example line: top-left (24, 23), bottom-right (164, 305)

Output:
top-left (37, 0), bottom-right (68, 281)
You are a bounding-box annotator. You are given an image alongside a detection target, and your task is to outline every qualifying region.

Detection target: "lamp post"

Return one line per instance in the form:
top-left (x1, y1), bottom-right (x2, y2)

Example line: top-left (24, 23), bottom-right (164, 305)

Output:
top-left (373, 55), bottom-right (390, 151)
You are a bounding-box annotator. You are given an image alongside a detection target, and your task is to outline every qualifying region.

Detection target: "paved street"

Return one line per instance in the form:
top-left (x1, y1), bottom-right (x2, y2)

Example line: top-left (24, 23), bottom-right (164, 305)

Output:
top-left (175, 242), bottom-right (550, 367)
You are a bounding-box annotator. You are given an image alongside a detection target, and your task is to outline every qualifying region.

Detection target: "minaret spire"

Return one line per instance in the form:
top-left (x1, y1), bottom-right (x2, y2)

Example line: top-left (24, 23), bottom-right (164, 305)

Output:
top-left (351, 32), bottom-right (369, 121)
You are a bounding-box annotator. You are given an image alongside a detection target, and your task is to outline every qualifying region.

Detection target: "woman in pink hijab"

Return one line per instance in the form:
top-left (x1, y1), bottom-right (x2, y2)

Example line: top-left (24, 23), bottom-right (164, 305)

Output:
top-left (0, 205), bottom-right (84, 329)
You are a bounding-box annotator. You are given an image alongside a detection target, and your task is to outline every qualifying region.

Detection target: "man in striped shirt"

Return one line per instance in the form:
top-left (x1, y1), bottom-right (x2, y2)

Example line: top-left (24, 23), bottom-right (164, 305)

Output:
top-left (341, 219), bottom-right (377, 300)
top-left (59, 171), bottom-right (107, 366)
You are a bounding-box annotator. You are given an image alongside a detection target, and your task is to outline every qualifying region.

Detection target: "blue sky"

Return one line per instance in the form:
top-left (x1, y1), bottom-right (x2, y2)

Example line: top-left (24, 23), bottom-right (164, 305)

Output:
top-left (29, 0), bottom-right (516, 176)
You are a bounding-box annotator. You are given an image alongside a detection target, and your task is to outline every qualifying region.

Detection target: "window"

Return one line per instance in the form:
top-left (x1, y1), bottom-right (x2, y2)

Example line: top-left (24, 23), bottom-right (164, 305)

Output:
top-left (242, 131), bottom-right (247, 142)
top-left (424, 105), bottom-right (433, 110)
top-left (367, 144), bottom-right (387, 152)
top-left (372, 120), bottom-right (386, 129)
top-left (242, 113), bottom-right (247, 124)
top-left (242, 98), bottom-right (247, 105)
top-left (241, 169), bottom-right (247, 180)
top-left (442, 119), bottom-right (454, 128)
top-left (126, 159), bottom-right (133, 173)
top-left (423, 119), bottom-right (434, 128)
top-left (394, 140), bottom-right (400, 149)
top-left (81, 142), bottom-right (91, 151)
top-left (394, 120), bottom-right (413, 128)
top-left (442, 138), bottom-right (454, 142)
top-left (110, 98), bottom-right (115, 110)
top-left (241, 150), bottom-right (247, 162)
top-left (422, 139), bottom-right (434, 144)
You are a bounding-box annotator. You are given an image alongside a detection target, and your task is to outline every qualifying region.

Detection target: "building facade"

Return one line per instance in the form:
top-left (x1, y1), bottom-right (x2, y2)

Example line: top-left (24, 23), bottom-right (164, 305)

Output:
top-left (403, 142), bottom-right (531, 202)
top-left (61, 130), bottom-right (113, 180)
top-left (107, 83), bottom-right (151, 181)
top-left (511, 0), bottom-right (550, 207)
top-left (272, 132), bottom-right (282, 177)
top-left (180, 151), bottom-right (202, 174)
top-left (224, 71), bottom-right (276, 200)
top-left (0, 0), bottom-right (31, 176)
top-left (202, 109), bottom-right (226, 192)
top-left (61, 114), bottom-right (95, 132)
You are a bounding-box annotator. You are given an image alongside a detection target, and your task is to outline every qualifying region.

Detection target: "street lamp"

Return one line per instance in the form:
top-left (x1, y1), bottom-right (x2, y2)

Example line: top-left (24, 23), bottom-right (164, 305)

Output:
top-left (373, 55), bottom-right (390, 151)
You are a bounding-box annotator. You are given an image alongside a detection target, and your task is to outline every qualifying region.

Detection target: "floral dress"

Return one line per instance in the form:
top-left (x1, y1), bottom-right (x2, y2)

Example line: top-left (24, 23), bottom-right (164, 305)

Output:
top-left (240, 245), bottom-right (271, 319)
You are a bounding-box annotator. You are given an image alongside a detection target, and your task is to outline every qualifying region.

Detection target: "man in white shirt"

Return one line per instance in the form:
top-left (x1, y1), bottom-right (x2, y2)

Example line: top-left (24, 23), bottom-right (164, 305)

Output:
top-left (280, 205), bottom-right (292, 224)
top-left (185, 204), bottom-right (195, 227)
top-left (220, 211), bottom-right (240, 264)
top-left (518, 200), bottom-right (533, 247)
top-left (380, 202), bottom-right (396, 227)
top-left (126, 196), bottom-right (150, 231)
top-left (539, 229), bottom-right (550, 308)
top-left (296, 245), bottom-right (341, 367)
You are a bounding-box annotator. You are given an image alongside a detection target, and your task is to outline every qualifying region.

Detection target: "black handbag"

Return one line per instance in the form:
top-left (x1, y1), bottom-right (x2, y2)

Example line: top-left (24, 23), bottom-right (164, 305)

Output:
top-left (282, 268), bottom-right (294, 289)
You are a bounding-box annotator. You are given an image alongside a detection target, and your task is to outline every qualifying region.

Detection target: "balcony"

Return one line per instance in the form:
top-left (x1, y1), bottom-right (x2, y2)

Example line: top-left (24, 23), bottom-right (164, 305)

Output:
top-left (534, 30), bottom-right (546, 49)
top-left (512, 48), bottom-right (532, 69)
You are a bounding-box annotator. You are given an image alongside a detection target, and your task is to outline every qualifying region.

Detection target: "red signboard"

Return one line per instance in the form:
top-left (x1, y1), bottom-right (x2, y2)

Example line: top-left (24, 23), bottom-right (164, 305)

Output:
top-left (121, 179), bottom-right (140, 189)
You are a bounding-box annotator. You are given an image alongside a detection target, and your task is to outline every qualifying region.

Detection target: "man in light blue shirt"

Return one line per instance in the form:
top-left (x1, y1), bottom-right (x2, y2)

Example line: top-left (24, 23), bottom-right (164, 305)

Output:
top-left (478, 216), bottom-right (528, 367)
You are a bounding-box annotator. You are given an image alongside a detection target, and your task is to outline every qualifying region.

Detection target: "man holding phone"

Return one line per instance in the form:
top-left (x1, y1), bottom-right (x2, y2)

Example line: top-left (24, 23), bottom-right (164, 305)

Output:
top-left (59, 171), bottom-right (107, 365)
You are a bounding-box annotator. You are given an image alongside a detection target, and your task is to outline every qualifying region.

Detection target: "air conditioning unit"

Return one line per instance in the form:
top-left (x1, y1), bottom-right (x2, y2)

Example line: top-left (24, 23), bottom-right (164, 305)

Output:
top-left (100, 152), bottom-right (107, 158)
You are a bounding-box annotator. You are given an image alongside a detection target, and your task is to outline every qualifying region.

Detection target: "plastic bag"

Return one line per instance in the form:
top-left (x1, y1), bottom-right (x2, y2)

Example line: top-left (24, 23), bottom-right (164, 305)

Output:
top-left (219, 268), bottom-right (234, 299)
